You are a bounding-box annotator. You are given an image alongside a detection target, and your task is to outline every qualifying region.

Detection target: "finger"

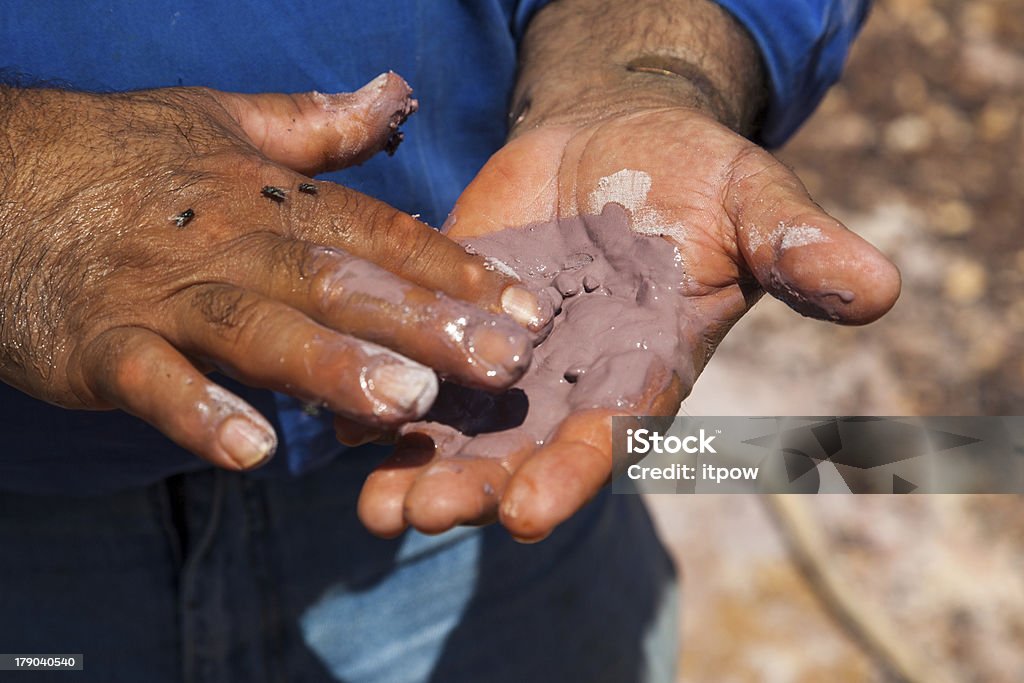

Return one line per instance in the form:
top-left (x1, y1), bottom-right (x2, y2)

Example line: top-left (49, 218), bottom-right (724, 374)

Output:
top-left (440, 126), bottom-right (574, 238)
top-left (78, 326), bottom-right (277, 470)
top-left (499, 409), bottom-right (617, 542)
top-left (357, 433), bottom-right (437, 538)
top-left (281, 182), bottom-right (553, 332)
top-left (214, 72), bottom-right (417, 176)
top-left (242, 235), bottom-right (534, 390)
top-left (170, 284), bottom-right (438, 427)
top-left (401, 431), bottom-right (537, 534)
top-left (725, 147), bottom-right (901, 325)
top-left (499, 370), bottom-right (684, 542)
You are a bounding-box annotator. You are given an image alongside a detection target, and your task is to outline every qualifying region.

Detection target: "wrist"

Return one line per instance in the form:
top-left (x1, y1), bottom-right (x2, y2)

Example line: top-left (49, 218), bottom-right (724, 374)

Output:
top-left (510, 0), bottom-right (767, 138)
top-left (510, 67), bottom-right (734, 136)
top-left (0, 88), bottom-right (76, 198)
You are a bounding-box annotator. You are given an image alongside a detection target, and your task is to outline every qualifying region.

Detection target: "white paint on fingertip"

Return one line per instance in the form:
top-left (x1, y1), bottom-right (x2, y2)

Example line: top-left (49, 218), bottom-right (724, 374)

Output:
top-left (352, 340), bottom-right (439, 416)
top-left (779, 224), bottom-right (830, 251)
top-left (309, 75), bottom-right (385, 116)
top-left (368, 72), bottom-right (390, 92)
top-left (203, 384), bottom-right (275, 430)
top-left (746, 221), bottom-right (831, 255)
top-left (199, 385), bottom-right (278, 466)
top-left (363, 362), bottom-right (438, 417)
top-left (308, 89), bottom-right (333, 110)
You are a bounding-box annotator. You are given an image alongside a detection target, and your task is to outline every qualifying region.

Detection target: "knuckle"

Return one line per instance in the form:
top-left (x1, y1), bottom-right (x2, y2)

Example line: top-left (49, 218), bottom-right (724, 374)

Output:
top-left (273, 239), bottom-right (320, 280)
top-left (323, 193), bottom-right (368, 246)
top-left (192, 285), bottom-right (246, 328)
top-left (379, 217), bottom-right (436, 275)
top-left (267, 238), bottom-right (363, 316)
top-left (347, 200), bottom-right (407, 258)
top-left (457, 259), bottom-right (493, 293)
top-left (188, 285), bottom-right (266, 344)
top-left (300, 187), bottom-right (359, 244)
top-left (108, 340), bottom-right (156, 397)
top-left (226, 300), bottom-right (277, 344)
top-left (307, 249), bottom-right (366, 316)
top-left (369, 203), bottom-right (406, 236)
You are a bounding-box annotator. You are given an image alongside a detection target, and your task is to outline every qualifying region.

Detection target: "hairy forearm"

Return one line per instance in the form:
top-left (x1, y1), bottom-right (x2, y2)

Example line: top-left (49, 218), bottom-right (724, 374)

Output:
top-left (0, 86), bottom-right (76, 209)
top-left (512, 0), bottom-right (767, 137)
top-left (0, 85), bottom-right (77, 381)
top-left (0, 86), bottom-right (23, 191)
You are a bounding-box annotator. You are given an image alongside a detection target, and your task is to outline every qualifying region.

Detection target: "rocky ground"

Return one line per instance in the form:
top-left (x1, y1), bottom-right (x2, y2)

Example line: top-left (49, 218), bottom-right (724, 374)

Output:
top-left (646, 1), bottom-right (1024, 680)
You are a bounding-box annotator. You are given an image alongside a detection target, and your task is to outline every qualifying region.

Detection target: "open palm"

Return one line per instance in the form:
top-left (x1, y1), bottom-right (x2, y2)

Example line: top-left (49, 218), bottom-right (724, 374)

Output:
top-left (356, 107), bottom-right (900, 541)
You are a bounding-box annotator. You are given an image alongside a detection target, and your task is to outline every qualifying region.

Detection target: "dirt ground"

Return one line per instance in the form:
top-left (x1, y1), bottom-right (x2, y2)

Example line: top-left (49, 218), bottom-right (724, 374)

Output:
top-left (645, 1), bottom-right (1024, 681)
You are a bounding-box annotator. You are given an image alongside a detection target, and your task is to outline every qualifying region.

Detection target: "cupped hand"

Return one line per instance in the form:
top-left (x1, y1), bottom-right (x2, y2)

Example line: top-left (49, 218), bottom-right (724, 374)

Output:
top-left (0, 74), bottom-right (548, 471)
top-left (356, 106), bottom-right (901, 541)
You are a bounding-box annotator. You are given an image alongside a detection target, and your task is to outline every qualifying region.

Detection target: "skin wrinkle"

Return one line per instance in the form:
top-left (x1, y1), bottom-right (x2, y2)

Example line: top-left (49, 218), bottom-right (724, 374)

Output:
top-left (549, 127), bottom-right (579, 220)
top-left (173, 119), bottom-right (200, 157)
top-left (2, 243), bottom-right (39, 373)
top-left (623, 55), bottom-right (726, 120)
top-left (7, 211), bottom-right (74, 380)
top-left (192, 286), bottom-right (248, 331)
top-left (514, 172), bottom-right (559, 222)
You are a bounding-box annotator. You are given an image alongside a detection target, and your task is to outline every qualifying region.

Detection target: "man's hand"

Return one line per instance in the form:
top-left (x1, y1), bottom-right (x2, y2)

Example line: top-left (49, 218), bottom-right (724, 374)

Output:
top-left (0, 74), bottom-right (548, 471)
top-left (355, 0), bottom-right (900, 541)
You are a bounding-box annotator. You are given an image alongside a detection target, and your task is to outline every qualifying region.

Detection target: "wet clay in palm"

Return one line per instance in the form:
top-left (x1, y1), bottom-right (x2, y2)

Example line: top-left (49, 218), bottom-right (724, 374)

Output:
top-left (402, 203), bottom-right (695, 456)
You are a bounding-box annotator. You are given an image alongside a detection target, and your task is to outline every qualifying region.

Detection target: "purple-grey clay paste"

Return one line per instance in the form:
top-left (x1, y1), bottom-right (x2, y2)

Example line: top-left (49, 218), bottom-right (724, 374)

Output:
top-left (401, 203), bottom-right (699, 457)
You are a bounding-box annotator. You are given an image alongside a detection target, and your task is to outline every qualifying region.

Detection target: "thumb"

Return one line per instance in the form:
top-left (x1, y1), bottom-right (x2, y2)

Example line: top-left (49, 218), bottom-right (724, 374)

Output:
top-left (215, 72), bottom-right (417, 176)
top-left (726, 149), bottom-right (901, 325)
top-left (442, 126), bottom-right (574, 238)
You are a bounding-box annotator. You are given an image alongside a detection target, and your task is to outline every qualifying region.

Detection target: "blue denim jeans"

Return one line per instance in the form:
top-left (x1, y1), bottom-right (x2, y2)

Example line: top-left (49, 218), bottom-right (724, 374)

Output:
top-left (0, 448), bottom-right (677, 682)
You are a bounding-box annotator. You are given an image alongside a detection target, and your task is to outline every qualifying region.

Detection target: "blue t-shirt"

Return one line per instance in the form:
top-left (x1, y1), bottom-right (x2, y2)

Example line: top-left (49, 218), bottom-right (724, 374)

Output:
top-left (720, 0), bottom-right (871, 146)
top-left (0, 0), bottom-right (868, 494)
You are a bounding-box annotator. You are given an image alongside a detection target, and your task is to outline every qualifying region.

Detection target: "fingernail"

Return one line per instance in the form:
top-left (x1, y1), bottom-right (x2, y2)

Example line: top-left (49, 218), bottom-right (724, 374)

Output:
top-left (501, 286), bottom-right (552, 331)
top-left (366, 362), bottom-right (438, 417)
top-left (219, 417), bottom-right (277, 469)
top-left (467, 323), bottom-right (532, 378)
